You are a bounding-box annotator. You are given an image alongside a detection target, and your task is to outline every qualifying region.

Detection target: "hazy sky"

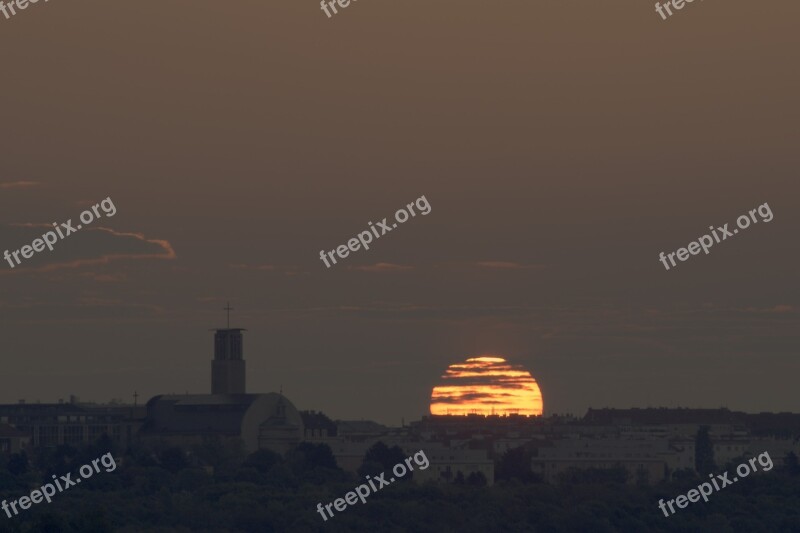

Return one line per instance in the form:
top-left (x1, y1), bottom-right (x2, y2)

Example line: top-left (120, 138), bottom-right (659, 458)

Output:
top-left (1, 1), bottom-right (798, 425)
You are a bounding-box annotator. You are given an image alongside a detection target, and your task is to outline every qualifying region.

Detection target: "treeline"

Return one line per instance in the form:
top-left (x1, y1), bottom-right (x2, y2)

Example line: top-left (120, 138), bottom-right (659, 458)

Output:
top-left (1, 437), bottom-right (799, 532)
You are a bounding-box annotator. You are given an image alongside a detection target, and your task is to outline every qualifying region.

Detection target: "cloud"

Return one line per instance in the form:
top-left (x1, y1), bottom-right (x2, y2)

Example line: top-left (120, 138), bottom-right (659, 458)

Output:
top-left (0, 181), bottom-right (40, 190)
top-left (230, 263), bottom-right (278, 271)
top-left (79, 272), bottom-right (129, 283)
top-left (0, 226), bottom-right (176, 274)
top-left (229, 263), bottom-right (303, 275)
top-left (747, 304), bottom-right (794, 314)
top-left (334, 304), bottom-right (540, 321)
top-left (349, 262), bottom-right (413, 272)
top-left (9, 223), bottom-right (51, 228)
top-left (0, 300), bottom-right (165, 321)
top-left (475, 261), bottom-right (545, 270)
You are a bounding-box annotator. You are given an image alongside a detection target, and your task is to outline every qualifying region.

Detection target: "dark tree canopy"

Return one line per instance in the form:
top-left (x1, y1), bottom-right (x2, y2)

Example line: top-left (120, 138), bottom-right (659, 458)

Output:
top-left (243, 448), bottom-right (283, 474)
top-left (159, 447), bottom-right (189, 473)
top-left (496, 446), bottom-right (539, 483)
top-left (358, 441), bottom-right (407, 479)
top-left (1, 436), bottom-right (798, 531)
top-left (695, 425), bottom-right (716, 475)
top-left (6, 450), bottom-right (29, 476)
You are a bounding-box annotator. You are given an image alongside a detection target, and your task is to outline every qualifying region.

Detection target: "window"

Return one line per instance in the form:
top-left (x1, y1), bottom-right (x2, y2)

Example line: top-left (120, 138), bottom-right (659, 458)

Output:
top-left (39, 425), bottom-right (59, 447)
top-left (89, 426), bottom-right (107, 441)
top-left (64, 425), bottom-right (84, 444)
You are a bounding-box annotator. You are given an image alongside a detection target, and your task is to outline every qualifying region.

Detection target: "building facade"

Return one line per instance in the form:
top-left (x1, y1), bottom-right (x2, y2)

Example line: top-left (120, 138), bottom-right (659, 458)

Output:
top-left (0, 399), bottom-right (144, 449)
top-left (211, 328), bottom-right (246, 395)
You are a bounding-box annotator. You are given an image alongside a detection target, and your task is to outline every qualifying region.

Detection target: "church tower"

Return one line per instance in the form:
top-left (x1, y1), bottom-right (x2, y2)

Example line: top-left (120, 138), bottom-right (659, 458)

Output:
top-left (211, 303), bottom-right (246, 394)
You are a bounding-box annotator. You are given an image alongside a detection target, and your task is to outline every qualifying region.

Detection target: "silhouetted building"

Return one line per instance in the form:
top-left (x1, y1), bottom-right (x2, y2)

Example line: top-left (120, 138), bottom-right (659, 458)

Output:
top-left (142, 393), bottom-right (303, 454)
top-left (0, 399), bottom-right (144, 449)
top-left (212, 328), bottom-right (246, 394)
top-left (141, 316), bottom-right (303, 454)
top-left (411, 414), bottom-right (555, 441)
top-left (301, 410), bottom-right (338, 439)
top-left (336, 420), bottom-right (389, 441)
top-left (584, 407), bottom-right (743, 426)
top-left (0, 423), bottom-right (30, 454)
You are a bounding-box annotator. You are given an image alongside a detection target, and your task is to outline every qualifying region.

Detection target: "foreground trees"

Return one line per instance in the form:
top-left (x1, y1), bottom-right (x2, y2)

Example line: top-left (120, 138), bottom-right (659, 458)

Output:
top-left (1, 438), bottom-right (799, 532)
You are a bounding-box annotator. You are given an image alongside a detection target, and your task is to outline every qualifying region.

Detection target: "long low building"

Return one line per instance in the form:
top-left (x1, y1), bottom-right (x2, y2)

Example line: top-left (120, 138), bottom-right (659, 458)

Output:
top-left (532, 437), bottom-right (694, 485)
top-left (411, 443), bottom-right (495, 485)
top-left (0, 399), bottom-right (144, 449)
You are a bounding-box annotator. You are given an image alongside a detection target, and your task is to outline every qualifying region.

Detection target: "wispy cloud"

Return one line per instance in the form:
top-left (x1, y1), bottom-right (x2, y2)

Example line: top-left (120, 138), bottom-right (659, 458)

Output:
top-left (1, 227), bottom-right (176, 274)
top-left (229, 263), bottom-right (303, 275)
top-left (230, 263), bottom-right (278, 271)
top-left (475, 261), bottom-right (545, 270)
top-left (36, 228), bottom-right (176, 272)
top-left (743, 304), bottom-right (794, 314)
top-left (9, 222), bottom-right (52, 228)
top-left (79, 272), bottom-right (129, 283)
top-left (196, 296), bottom-right (226, 303)
top-left (0, 301), bottom-right (165, 322)
top-left (0, 181), bottom-right (40, 190)
top-left (350, 262), bottom-right (414, 272)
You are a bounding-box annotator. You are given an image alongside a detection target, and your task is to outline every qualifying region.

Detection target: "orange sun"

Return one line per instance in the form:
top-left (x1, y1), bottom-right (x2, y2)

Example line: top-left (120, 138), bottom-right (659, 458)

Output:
top-left (430, 356), bottom-right (543, 416)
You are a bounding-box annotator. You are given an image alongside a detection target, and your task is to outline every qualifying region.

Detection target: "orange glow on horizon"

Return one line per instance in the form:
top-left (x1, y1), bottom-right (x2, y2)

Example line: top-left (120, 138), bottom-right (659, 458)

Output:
top-left (430, 356), bottom-right (543, 416)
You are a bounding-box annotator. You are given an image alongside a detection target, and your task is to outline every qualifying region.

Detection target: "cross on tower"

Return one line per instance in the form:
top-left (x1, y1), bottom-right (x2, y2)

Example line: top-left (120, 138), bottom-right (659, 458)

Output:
top-left (224, 302), bottom-right (234, 328)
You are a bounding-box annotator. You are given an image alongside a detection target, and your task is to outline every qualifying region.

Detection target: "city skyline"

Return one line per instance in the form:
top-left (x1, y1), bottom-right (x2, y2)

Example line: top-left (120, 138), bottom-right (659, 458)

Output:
top-left (1, 294), bottom-right (799, 425)
top-left (3, 313), bottom-right (798, 425)
top-left (1, 0), bottom-right (798, 530)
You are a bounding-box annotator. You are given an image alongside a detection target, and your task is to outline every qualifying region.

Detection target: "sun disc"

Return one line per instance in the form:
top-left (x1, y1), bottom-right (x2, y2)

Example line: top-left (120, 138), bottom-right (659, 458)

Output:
top-left (430, 355), bottom-right (543, 416)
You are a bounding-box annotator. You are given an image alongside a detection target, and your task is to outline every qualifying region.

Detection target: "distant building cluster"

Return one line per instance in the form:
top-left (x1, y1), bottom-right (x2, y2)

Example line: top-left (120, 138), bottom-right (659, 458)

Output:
top-left (301, 413), bottom-right (496, 485)
top-left (0, 326), bottom-right (304, 459)
top-left (2, 326), bottom-right (799, 488)
top-left (0, 396), bottom-right (142, 452)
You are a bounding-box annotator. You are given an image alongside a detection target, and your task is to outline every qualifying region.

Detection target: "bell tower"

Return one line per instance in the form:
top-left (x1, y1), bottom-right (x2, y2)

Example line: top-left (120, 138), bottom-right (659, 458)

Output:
top-left (211, 303), bottom-right (246, 394)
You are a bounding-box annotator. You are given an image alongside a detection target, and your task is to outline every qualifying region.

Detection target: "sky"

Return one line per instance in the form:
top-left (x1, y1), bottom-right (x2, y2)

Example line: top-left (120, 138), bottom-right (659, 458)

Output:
top-left (1, 0), bottom-right (798, 425)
